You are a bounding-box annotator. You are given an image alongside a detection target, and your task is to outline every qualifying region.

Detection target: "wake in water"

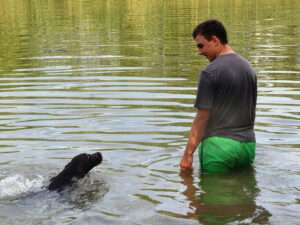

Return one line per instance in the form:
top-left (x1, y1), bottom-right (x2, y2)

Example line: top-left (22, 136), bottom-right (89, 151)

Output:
top-left (0, 174), bottom-right (44, 200)
top-left (0, 172), bottom-right (108, 206)
top-left (0, 171), bottom-right (108, 225)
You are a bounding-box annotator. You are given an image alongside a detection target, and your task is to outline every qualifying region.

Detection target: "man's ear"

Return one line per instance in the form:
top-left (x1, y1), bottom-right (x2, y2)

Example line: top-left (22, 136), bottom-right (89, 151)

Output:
top-left (211, 35), bottom-right (221, 46)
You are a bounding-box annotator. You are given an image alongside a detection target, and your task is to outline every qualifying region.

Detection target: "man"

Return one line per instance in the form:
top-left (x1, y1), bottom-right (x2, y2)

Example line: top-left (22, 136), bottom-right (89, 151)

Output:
top-left (180, 20), bottom-right (257, 173)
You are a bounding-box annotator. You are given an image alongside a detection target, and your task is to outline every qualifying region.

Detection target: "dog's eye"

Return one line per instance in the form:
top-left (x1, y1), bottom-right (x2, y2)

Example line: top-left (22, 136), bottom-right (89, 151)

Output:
top-left (87, 155), bottom-right (90, 161)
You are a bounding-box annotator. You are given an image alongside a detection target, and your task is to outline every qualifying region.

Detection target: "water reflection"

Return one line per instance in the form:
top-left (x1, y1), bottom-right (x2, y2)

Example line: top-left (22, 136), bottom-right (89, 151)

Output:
top-left (180, 169), bottom-right (271, 225)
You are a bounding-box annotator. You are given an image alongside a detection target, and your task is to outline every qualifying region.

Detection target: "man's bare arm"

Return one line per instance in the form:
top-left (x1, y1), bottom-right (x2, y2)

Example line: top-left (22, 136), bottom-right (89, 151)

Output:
top-left (180, 109), bottom-right (210, 170)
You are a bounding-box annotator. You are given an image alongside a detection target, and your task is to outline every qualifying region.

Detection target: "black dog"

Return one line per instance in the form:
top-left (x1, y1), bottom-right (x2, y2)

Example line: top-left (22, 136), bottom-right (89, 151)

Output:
top-left (48, 152), bottom-right (103, 191)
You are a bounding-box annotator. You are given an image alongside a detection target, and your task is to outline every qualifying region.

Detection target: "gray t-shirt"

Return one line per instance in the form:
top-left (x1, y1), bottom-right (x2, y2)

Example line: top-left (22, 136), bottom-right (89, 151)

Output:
top-left (194, 53), bottom-right (257, 142)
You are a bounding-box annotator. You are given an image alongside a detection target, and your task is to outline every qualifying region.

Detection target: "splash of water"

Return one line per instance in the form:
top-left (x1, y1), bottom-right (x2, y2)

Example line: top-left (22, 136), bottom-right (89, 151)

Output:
top-left (0, 174), bottom-right (44, 199)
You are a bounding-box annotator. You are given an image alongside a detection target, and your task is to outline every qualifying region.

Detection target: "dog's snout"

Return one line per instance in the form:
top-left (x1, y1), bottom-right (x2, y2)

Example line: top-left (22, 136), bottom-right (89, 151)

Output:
top-left (96, 152), bottom-right (102, 162)
top-left (90, 152), bottom-right (103, 164)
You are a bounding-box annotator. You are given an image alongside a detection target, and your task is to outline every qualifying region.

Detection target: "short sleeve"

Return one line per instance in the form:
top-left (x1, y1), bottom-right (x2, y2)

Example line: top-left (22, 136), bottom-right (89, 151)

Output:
top-left (194, 71), bottom-right (214, 109)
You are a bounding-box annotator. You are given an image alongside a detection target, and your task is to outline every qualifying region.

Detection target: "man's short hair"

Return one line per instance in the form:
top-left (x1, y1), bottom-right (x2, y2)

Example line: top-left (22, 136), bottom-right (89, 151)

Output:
top-left (192, 19), bottom-right (228, 44)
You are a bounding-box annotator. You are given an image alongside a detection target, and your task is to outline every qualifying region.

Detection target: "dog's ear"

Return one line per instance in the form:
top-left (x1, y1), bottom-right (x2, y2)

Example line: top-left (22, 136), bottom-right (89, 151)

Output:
top-left (56, 154), bottom-right (87, 177)
top-left (74, 162), bottom-right (88, 178)
top-left (70, 154), bottom-right (91, 178)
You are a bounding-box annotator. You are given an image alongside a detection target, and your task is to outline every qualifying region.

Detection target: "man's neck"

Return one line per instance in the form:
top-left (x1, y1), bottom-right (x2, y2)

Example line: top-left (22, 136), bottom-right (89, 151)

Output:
top-left (209, 45), bottom-right (235, 62)
top-left (217, 44), bottom-right (235, 57)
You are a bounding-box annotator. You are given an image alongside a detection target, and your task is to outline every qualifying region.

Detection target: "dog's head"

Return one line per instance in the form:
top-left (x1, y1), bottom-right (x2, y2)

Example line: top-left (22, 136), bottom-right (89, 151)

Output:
top-left (48, 152), bottom-right (103, 191)
top-left (63, 152), bottom-right (103, 178)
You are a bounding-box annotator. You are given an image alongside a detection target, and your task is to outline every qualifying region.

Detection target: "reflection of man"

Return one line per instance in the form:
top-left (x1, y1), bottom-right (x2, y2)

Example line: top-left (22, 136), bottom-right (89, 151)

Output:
top-left (179, 170), bottom-right (270, 224)
top-left (180, 20), bottom-right (257, 173)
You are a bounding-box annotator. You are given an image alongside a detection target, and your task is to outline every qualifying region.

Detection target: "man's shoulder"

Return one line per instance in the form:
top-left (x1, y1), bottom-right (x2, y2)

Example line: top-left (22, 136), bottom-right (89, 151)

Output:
top-left (204, 53), bottom-right (254, 75)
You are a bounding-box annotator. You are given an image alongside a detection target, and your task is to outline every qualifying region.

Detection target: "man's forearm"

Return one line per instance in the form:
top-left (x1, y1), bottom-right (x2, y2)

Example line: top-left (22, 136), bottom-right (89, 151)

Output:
top-left (184, 110), bottom-right (209, 155)
top-left (180, 109), bottom-right (210, 170)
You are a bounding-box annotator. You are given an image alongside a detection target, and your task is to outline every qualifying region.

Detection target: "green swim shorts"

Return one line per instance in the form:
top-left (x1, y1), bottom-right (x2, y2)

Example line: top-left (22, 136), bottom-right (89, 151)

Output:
top-left (199, 136), bottom-right (255, 174)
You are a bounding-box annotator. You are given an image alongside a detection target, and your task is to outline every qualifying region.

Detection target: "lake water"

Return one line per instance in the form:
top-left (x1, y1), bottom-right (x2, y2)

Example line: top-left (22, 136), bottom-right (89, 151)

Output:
top-left (0, 0), bottom-right (300, 224)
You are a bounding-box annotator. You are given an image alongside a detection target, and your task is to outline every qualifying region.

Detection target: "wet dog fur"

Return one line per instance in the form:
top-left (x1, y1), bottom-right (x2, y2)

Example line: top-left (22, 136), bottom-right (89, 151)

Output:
top-left (48, 152), bottom-right (102, 191)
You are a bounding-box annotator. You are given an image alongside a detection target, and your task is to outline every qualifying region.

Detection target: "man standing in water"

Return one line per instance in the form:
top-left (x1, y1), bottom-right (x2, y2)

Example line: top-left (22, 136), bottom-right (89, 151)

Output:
top-left (180, 20), bottom-right (257, 173)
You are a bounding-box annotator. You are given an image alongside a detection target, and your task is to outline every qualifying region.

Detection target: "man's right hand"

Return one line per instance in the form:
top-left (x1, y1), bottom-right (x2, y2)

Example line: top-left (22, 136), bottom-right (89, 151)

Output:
top-left (180, 153), bottom-right (193, 170)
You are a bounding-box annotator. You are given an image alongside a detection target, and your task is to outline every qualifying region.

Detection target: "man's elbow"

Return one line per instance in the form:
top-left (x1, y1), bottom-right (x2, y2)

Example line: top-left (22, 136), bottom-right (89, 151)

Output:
top-left (196, 109), bottom-right (210, 122)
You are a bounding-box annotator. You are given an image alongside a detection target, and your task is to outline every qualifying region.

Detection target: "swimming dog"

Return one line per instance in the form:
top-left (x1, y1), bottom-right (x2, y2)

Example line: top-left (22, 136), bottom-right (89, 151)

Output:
top-left (48, 152), bottom-right (103, 191)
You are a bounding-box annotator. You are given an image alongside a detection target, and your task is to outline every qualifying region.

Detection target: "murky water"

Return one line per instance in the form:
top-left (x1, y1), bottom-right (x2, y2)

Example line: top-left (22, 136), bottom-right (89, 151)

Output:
top-left (0, 0), bottom-right (300, 224)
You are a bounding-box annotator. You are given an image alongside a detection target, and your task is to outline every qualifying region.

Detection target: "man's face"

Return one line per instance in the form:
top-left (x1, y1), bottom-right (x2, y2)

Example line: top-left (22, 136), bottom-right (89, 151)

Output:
top-left (194, 34), bottom-right (219, 62)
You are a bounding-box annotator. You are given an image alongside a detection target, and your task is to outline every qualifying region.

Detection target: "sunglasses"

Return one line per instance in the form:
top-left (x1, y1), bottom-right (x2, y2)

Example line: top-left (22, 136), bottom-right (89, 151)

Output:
top-left (196, 43), bottom-right (204, 49)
